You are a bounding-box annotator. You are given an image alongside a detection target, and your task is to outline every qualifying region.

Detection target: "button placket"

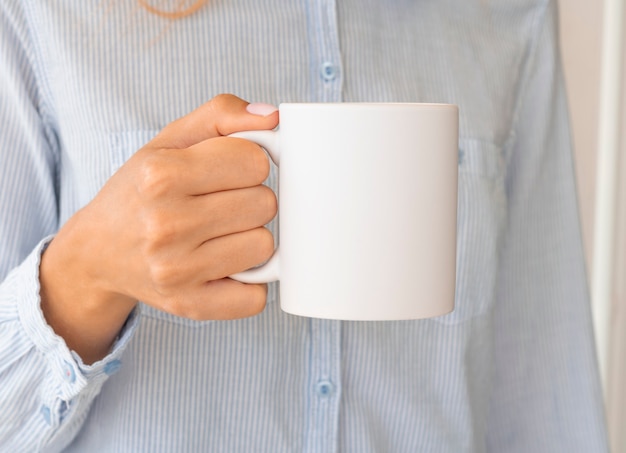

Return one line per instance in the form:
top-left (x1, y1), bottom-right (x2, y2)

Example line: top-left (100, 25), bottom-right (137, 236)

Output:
top-left (308, 0), bottom-right (343, 102)
top-left (303, 2), bottom-right (343, 451)
top-left (306, 318), bottom-right (342, 453)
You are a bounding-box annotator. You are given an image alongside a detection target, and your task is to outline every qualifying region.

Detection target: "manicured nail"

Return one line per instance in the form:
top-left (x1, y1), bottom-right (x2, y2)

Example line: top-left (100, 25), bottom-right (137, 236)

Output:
top-left (246, 103), bottom-right (278, 116)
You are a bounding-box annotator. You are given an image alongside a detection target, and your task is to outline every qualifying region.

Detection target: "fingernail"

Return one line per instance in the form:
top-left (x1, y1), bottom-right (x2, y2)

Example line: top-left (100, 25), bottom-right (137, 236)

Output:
top-left (246, 103), bottom-right (278, 117)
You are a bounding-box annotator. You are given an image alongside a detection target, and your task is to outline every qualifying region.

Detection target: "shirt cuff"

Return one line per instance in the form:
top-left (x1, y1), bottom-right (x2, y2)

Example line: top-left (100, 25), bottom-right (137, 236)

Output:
top-left (15, 236), bottom-right (140, 400)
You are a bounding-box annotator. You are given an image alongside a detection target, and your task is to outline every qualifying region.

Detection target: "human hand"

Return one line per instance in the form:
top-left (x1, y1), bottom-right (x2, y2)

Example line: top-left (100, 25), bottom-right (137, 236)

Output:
top-left (40, 94), bottom-right (278, 362)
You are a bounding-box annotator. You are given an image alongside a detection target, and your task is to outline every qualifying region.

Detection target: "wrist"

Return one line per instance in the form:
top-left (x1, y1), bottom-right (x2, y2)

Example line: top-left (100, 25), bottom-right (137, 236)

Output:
top-left (39, 224), bottom-right (137, 364)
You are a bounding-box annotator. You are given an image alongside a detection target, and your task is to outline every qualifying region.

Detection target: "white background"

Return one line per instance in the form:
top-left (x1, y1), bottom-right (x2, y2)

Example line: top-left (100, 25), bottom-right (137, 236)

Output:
top-left (559, 0), bottom-right (625, 451)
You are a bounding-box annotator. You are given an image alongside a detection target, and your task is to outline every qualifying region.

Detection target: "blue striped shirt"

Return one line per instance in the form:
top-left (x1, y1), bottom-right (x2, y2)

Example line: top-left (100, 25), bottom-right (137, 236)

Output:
top-left (0, 0), bottom-right (609, 451)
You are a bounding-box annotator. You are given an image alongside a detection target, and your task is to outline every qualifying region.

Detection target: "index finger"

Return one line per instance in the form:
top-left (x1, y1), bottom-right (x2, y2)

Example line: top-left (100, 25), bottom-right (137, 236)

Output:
top-left (149, 94), bottom-right (278, 150)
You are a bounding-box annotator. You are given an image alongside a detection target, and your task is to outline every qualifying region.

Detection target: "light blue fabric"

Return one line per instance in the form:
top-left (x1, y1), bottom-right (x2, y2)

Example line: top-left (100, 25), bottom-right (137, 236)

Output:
top-left (0, 0), bottom-right (608, 451)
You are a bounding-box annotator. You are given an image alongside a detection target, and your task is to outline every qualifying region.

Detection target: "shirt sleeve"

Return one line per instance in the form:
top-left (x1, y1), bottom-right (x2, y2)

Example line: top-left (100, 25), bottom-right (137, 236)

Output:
top-left (0, 2), bottom-right (139, 451)
top-left (486, 1), bottom-right (608, 451)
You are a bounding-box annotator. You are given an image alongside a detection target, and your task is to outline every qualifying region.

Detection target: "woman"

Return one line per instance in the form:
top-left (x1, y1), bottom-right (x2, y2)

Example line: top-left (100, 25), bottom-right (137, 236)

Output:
top-left (0, 0), bottom-right (608, 451)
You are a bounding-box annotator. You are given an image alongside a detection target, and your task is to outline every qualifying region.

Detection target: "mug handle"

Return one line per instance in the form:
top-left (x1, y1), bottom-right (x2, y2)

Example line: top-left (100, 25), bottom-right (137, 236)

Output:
top-left (228, 130), bottom-right (281, 284)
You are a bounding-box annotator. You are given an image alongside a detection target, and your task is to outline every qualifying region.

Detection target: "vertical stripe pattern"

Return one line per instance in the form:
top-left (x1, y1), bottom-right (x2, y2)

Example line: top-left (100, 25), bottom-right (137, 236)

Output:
top-left (0, 0), bottom-right (608, 452)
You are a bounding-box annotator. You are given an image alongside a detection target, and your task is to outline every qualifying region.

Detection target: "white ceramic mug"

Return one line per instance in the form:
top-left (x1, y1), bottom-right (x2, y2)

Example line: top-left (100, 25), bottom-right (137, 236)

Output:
top-left (231, 103), bottom-right (458, 321)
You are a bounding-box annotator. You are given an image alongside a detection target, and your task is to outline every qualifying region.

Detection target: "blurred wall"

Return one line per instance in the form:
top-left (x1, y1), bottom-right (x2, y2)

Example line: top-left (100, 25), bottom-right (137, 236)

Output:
top-left (559, 0), bottom-right (602, 270)
top-left (558, 0), bottom-right (625, 451)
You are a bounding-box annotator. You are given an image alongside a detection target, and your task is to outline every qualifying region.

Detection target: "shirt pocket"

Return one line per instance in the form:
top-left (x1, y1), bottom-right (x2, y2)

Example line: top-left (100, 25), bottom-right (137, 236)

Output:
top-left (432, 138), bottom-right (507, 325)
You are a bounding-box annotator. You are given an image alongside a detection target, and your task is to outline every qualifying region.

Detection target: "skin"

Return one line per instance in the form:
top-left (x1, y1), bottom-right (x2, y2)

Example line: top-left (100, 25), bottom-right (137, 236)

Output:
top-left (39, 94), bottom-right (279, 364)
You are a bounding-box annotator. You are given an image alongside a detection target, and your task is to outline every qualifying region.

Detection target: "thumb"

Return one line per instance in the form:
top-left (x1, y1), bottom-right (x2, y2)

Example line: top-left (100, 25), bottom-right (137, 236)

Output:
top-left (150, 94), bottom-right (278, 149)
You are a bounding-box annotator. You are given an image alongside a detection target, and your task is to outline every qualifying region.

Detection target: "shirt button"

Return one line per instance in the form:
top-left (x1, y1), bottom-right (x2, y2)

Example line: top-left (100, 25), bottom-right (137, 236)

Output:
top-left (104, 359), bottom-right (122, 376)
top-left (40, 405), bottom-right (51, 425)
top-left (321, 62), bottom-right (338, 81)
top-left (315, 379), bottom-right (335, 397)
top-left (62, 361), bottom-right (76, 383)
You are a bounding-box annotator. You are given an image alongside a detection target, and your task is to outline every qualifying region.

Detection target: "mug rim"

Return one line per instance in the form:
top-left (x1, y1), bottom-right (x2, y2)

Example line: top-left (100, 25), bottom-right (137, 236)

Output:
top-left (279, 102), bottom-right (458, 109)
